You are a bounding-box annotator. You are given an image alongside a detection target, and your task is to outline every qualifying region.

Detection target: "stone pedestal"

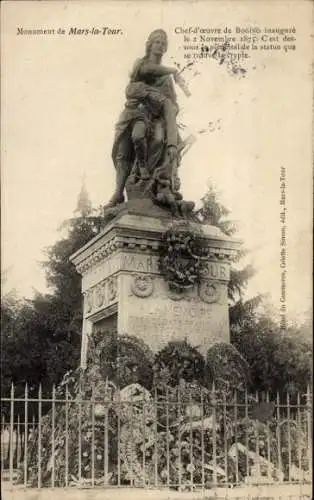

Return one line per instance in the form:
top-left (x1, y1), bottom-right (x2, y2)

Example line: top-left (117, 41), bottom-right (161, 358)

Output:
top-left (70, 202), bottom-right (240, 368)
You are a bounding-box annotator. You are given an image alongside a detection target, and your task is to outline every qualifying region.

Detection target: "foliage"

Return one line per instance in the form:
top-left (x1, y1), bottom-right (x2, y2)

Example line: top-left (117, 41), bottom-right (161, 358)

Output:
top-left (28, 210), bottom-right (100, 387)
top-left (1, 293), bottom-right (49, 398)
top-left (196, 184), bottom-right (237, 236)
top-left (206, 342), bottom-right (252, 392)
top-left (229, 296), bottom-right (264, 328)
top-left (193, 183), bottom-right (312, 394)
top-left (1, 184), bottom-right (102, 395)
top-left (196, 182), bottom-right (258, 309)
top-left (40, 182), bottom-right (102, 383)
top-left (231, 311), bottom-right (313, 394)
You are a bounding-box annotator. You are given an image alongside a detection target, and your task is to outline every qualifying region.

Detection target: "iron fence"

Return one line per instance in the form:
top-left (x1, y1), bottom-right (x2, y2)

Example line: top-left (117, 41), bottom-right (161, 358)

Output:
top-left (1, 383), bottom-right (312, 490)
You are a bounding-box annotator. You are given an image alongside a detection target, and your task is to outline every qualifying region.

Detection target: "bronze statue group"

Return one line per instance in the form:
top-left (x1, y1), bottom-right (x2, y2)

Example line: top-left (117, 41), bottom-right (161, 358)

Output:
top-left (108, 29), bottom-right (195, 217)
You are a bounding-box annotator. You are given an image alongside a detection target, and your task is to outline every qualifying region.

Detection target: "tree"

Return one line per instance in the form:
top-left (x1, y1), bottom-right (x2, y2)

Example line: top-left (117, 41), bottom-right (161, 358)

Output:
top-left (231, 310), bottom-right (312, 393)
top-left (37, 181), bottom-right (101, 385)
top-left (196, 183), bottom-right (237, 237)
top-left (196, 183), bottom-right (312, 394)
top-left (196, 182), bottom-right (257, 307)
top-left (1, 292), bottom-right (50, 407)
top-left (196, 182), bottom-right (263, 338)
top-left (1, 182), bottom-right (102, 394)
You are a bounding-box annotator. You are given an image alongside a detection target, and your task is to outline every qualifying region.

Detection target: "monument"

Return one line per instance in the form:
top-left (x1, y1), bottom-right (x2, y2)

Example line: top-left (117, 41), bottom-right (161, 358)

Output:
top-left (70, 29), bottom-right (240, 368)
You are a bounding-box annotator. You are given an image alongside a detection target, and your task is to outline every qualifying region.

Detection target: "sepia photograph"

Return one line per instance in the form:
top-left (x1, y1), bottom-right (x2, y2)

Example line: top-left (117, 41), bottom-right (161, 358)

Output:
top-left (1, 1), bottom-right (313, 499)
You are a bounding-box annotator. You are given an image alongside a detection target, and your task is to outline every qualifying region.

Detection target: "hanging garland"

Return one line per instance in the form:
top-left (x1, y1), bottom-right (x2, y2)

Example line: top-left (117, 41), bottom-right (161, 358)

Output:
top-left (158, 222), bottom-right (209, 292)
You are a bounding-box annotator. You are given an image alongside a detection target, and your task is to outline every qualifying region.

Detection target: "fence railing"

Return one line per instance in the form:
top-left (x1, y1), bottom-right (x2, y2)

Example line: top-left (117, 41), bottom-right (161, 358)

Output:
top-left (1, 383), bottom-right (312, 489)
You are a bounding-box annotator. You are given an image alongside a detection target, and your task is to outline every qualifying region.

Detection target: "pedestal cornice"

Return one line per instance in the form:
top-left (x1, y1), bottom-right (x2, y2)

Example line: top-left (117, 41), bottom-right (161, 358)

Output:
top-left (70, 213), bottom-right (241, 276)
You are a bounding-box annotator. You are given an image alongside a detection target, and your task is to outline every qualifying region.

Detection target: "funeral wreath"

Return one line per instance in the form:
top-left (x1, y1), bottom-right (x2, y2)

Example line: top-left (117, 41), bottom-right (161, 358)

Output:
top-left (158, 223), bottom-right (209, 292)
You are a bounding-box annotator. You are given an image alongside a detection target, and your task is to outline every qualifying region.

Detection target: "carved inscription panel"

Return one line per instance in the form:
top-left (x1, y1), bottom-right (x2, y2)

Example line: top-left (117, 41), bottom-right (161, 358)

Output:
top-left (118, 274), bottom-right (229, 355)
top-left (119, 253), bottom-right (230, 281)
top-left (82, 251), bottom-right (230, 291)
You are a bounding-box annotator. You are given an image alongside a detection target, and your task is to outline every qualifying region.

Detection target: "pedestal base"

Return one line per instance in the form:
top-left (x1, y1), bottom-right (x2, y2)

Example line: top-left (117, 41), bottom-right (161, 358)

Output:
top-left (70, 210), bottom-right (240, 367)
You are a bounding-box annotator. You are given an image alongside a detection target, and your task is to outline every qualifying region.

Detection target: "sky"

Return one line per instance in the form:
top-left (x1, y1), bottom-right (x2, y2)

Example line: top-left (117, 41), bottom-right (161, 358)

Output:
top-left (1, 0), bottom-right (313, 322)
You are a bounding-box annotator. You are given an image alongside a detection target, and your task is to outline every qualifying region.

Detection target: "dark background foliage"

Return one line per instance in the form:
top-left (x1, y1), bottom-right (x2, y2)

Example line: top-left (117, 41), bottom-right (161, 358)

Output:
top-left (1, 182), bottom-right (312, 402)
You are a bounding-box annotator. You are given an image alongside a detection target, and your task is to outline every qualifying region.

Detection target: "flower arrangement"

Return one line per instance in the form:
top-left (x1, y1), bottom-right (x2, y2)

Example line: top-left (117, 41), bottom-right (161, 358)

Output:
top-left (158, 223), bottom-right (209, 292)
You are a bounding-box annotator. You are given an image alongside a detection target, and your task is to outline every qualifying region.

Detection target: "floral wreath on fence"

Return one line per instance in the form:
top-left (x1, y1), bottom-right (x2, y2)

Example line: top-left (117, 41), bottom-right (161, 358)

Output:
top-left (158, 222), bottom-right (209, 292)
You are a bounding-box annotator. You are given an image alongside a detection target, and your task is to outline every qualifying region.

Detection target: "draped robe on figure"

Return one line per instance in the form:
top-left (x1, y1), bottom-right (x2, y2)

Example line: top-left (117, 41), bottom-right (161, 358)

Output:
top-left (111, 57), bottom-right (183, 176)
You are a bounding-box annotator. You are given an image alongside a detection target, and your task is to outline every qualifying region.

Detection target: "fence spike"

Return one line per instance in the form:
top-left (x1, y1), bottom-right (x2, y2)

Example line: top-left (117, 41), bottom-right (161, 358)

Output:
top-left (154, 386), bottom-right (158, 488)
top-left (32, 414), bottom-right (36, 435)
top-left (201, 387), bottom-right (205, 490)
top-left (188, 387), bottom-right (194, 488)
top-left (91, 384), bottom-right (96, 488)
top-left (117, 385), bottom-right (121, 487)
top-left (130, 384), bottom-right (135, 487)
top-left (212, 382), bottom-right (217, 487)
top-left (9, 381), bottom-right (14, 483)
top-left (165, 385), bottom-right (170, 488)
top-left (266, 390), bottom-right (271, 480)
top-left (1, 414), bottom-right (5, 478)
top-left (77, 383), bottom-right (82, 484)
top-left (234, 388), bottom-right (239, 485)
top-left (51, 384), bottom-right (56, 488)
top-left (306, 385), bottom-right (312, 478)
top-left (65, 382), bottom-right (69, 487)
top-left (286, 391), bottom-right (292, 481)
top-left (296, 391), bottom-right (302, 480)
top-left (177, 385), bottom-right (182, 490)
top-left (142, 388), bottom-right (147, 488)
top-left (24, 382), bottom-right (29, 488)
top-left (244, 389), bottom-right (249, 478)
top-left (38, 383), bottom-right (42, 488)
top-left (306, 385), bottom-right (312, 406)
top-left (17, 414), bottom-right (21, 468)
top-left (255, 390), bottom-right (261, 478)
top-left (103, 385), bottom-right (109, 486)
